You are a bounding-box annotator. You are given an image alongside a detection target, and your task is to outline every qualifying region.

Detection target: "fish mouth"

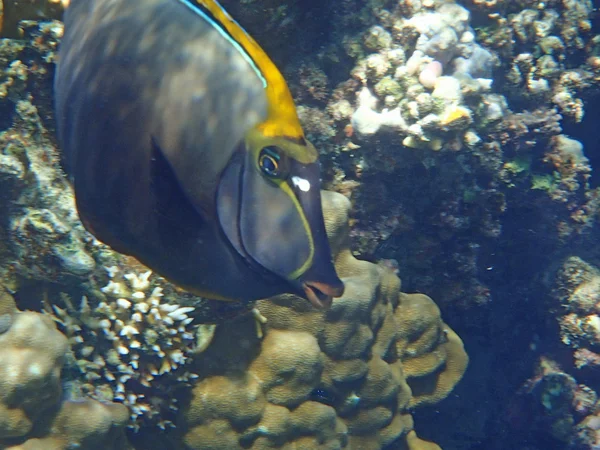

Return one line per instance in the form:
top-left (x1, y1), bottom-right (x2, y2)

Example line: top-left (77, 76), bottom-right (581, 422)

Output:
top-left (301, 280), bottom-right (344, 309)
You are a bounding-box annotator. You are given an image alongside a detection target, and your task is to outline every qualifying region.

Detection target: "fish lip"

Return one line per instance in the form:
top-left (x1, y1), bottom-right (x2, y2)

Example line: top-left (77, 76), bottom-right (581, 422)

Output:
top-left (301, 280), bottom-right (344, 309)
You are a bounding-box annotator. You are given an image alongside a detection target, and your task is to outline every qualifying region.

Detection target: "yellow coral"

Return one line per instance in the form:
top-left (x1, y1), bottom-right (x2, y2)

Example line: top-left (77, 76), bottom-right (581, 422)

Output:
top-left (0, 310), bottom-right (67, 438)
top-left (439, 105), bottom-right (472, 127)
top-left (405, 430), bottom-right (442, 450)
top-left (394, 293), bottom-right (469, 408)
top-left (403, 135), bottom-right (444, 151)
top-left (3, 188), bottom-right (466, 449)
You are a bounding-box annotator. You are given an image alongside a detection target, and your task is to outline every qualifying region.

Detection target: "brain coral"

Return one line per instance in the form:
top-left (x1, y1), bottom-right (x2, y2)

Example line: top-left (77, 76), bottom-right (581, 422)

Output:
top-left (177, 191), bottom-right (468, 449)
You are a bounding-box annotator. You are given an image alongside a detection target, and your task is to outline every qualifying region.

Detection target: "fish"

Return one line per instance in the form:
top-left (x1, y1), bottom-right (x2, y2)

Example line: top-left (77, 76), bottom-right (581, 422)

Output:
top-left (54, 0), bottom-right (344, 308)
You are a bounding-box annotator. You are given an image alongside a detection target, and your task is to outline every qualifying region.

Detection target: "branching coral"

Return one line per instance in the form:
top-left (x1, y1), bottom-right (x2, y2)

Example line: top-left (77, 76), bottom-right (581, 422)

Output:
top-left (45, 265), bottom-right (216, 431)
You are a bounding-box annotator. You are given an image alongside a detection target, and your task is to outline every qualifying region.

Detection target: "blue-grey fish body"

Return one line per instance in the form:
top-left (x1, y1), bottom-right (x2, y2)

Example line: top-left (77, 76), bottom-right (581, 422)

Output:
top-left (54, 0), bottom-right (344, 307)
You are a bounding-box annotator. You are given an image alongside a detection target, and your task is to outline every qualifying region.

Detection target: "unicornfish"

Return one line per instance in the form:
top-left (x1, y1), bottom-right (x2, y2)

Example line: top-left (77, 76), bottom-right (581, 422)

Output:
top-left (54, 0), bottom-right (344, 307)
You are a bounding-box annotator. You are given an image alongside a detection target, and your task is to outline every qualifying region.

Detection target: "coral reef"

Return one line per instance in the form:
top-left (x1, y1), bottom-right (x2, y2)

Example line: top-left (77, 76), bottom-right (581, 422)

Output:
top-left (252, 0), bottom-right (600, 447)
top-left (0, 12), bottom-right (468, 450)
top-left (0, 20), bottom-right (91, 288)
top-left (505, 356), bottom-right (599, 448)
top-left (491, 256), bottom-right (600, 449)
top-left (554, 257), bottom-right (600, 371)
top-left (475, 0), bottom-right (594, 121)
top-left (573, 412), bottom-right (600, 449)
top-left (6, 399), bottom-right (131, 450)
top-left (2, 0), bottom-right (599, 448)
top-left (0, 107), bottom-right (468, 447)
top-left (271, 0), bottom-right (600, 356)
top-left (343, 2), bottom-right (497, 151)
top-left (0, 290), bottom-right (66, 440)
top-left (0, 59), bottom-right (220, 429)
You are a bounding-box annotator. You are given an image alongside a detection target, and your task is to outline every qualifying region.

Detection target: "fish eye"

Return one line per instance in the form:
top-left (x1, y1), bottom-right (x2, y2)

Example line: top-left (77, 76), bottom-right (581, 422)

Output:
top-left (259, 146), bottom-right (281, 177)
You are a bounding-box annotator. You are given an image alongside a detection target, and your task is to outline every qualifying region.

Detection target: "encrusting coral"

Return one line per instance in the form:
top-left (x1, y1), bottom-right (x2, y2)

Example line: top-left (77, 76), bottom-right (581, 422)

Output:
top-left (177, 191), bottom-right (468, 449)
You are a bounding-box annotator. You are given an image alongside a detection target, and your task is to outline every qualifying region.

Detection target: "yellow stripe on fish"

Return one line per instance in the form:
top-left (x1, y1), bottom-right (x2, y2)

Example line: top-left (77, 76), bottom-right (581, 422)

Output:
top-left (181, 0), bottom-right (307, 144)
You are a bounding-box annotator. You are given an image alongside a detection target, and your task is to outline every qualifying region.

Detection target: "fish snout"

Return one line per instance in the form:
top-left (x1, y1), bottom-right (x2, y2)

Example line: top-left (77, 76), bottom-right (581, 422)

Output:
top-left (302, 281), bottom-right (344, 309)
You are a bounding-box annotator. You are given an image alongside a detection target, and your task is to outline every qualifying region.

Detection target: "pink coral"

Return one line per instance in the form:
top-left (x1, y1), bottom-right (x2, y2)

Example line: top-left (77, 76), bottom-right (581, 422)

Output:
top-left (419, 61), bottom-right (443, 89)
